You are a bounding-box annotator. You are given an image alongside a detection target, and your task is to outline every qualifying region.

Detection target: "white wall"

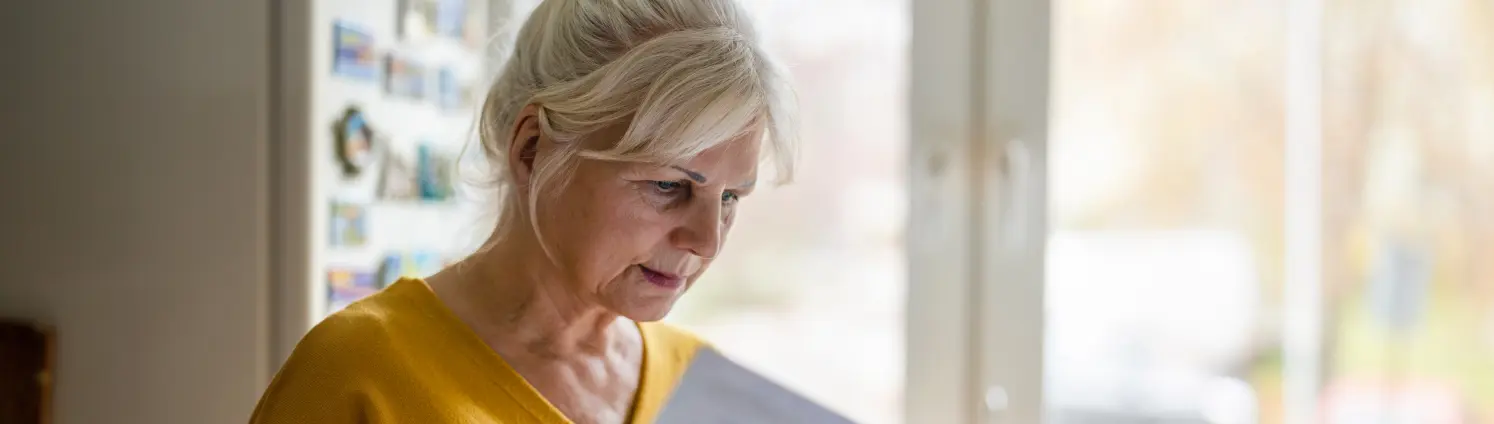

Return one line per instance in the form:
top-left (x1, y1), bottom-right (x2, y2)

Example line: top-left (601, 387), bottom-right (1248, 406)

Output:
top-left (0, 1), bottom-right (272, 423)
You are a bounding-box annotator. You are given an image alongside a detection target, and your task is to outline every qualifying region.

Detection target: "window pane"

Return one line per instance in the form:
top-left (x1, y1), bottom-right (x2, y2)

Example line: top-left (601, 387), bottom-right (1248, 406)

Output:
top-left (1048, 1), bottom-right (1287, 422)
top-left (664, 1), bottom-right (910, 423)
top-left (1052, 1), bottom-right (1494, 423)
top-left (1319, 1), bottom-right (1494, 422)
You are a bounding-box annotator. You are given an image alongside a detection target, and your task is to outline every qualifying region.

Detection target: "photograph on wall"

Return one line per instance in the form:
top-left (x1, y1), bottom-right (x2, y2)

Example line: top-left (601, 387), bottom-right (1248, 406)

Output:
top-left (328, 267), bottom-right (378, 291)
top-left (377, 149), bottom-right (419, 201)
top-left (396, 0), bottom-right (440, 41)
top-left (331, 106), bottom-right (377, 177)
top-left (436, 0), bottom-right (468, 39)
top-left (417, 143), bottom-right (456, 201)
top-left (398, 0), bottom-right (471, 42)
top-left (377, 253), bottom-right (405, 287)
top-left (377, 250), bottom-right (448, 287)
top-left (328, 201), bottom-right (369, 247)
top-left (326, 267), bottom-right (379, 313)
top-left (436, 67), bottom-right (468, 110)
top-left (332, 21), bottom-right (379, 81)
top-left (384, 54), bottom-right (427, 100)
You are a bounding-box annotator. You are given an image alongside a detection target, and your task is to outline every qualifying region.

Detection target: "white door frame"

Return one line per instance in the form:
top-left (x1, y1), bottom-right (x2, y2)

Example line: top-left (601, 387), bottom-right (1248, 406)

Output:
top-left (907, 0), bottom-right (1050, 422)
top-left (268, 0), bottom-right (315, 371)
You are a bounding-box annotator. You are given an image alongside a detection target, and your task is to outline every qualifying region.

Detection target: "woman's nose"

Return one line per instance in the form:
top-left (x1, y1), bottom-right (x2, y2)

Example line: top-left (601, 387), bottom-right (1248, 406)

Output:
top-left (671, 199), bottom-right (723, 259)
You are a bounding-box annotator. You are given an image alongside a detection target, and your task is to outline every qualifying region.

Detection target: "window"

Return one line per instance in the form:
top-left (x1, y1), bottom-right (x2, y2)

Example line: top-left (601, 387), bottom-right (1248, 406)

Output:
top-left (1045, 1), bottom-right (1494, 423)
top-left (1048, 1), bottom-right (1286, 422)
top-left (1317, 1), bottom-right (1494, 422)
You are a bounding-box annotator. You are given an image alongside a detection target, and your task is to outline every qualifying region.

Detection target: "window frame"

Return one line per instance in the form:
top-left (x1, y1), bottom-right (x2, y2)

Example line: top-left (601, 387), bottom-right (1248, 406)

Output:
top-left (907, 0), bottom-right (1050, 422)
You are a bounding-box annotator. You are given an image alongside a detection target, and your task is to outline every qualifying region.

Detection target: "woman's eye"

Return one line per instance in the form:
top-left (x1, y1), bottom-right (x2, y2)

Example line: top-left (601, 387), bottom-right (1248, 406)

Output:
top-left (651, 181), bottom-right (685, 194)
top-left (721, 191), bottom-right (740, 205)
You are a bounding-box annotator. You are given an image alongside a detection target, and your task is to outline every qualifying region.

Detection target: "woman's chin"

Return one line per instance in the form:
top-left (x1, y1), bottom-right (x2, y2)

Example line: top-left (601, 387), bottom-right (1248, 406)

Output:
top-left (622, 308), bottom-right (671, 323)
top-left (599, 271), bottom-right (690, 322)
top-left (605, 290), bottom-right (683, 323)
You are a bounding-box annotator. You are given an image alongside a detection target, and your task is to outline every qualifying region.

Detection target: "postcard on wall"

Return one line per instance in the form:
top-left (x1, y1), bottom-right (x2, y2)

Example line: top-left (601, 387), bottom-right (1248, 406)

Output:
top-left (417, 143), bottom-right (456, 201)
top-left (436, 0), bottom-right (468, 38)
top-left (328, 201), bottom-right (368, 247)
top-left (377, 149), bottom-right (420, 201)
top-left (399, 0), bottom-right (471, 42)
top-left (397, 0), bottom-right (440, 41)
top-left (327, 267), bottom-right (378, 290)
top-left (385, 54), bottom-right (428, 100)
top-left (376, 250), bottom-right (448, 287)
top-left (327, 267), bottom-right (379, 313)
top-left (436, 67), bottom-right (468, 110)
top-left (377, 253), bottom-right (406, 287)
top-left (332, 21), bottom-right (379, 81)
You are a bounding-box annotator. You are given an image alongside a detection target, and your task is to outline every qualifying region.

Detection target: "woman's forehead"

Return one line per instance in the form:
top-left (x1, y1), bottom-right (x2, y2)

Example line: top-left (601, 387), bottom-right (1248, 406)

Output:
top-left (690, 129), bottom-right (761, 163)
top-left (583, 118), bottom-right (763, 154)
top-left (676, 132), bottom-right (762, 183)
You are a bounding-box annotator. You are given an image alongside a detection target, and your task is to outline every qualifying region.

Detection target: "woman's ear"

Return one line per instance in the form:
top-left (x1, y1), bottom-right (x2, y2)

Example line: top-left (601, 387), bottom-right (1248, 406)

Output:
top-left (507, 104), bottom-right (543, 190)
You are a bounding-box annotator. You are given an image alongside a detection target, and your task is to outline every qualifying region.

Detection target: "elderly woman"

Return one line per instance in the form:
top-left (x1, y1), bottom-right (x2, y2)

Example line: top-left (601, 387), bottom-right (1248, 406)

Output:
top-left (249, 0), bottom-right (794, 423)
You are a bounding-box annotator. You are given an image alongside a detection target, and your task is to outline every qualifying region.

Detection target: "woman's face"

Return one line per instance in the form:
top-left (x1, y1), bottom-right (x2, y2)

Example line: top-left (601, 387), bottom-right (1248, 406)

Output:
top-left (532, 125), bottom-right (762, 322)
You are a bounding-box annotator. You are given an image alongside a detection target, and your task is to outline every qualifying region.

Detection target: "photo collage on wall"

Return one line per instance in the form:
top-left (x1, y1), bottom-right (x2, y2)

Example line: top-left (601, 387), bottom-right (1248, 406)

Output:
top-left (324, 1), bottom-right (484, 314)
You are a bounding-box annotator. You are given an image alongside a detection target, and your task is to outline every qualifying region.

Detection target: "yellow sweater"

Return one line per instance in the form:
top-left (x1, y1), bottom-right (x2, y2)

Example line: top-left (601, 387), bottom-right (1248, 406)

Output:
top-left (250, 278), bottom-right (705, 423)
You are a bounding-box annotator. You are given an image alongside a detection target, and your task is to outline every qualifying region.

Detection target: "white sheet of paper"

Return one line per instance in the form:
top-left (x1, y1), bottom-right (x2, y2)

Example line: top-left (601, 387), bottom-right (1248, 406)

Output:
top-left (656, 348), bottom-right (859, 424)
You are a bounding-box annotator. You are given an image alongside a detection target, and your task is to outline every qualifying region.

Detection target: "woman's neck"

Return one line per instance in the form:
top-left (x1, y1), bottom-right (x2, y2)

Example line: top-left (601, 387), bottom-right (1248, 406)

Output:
top-left (429, 232), bottom-right (631, 360)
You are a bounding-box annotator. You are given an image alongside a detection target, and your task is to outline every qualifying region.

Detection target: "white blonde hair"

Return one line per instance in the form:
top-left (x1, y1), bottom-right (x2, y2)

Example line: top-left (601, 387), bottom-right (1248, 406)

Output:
top-left (477, 0), bottom-right (796, 243)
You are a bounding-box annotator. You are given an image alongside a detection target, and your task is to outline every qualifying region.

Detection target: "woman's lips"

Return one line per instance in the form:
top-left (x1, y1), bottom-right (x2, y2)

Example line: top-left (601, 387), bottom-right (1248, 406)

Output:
top-left (638, 265), bottom-right (684, 288)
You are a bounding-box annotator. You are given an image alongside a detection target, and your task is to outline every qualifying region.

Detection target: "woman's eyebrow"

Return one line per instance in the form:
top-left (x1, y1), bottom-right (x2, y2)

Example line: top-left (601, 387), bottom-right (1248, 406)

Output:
top-left (671, 166), bottom-right (708, 183)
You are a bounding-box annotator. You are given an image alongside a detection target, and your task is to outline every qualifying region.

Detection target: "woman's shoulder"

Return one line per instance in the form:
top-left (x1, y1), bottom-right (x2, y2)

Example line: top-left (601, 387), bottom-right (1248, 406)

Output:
top-left (251, 281), bottom-right (444, 423)
top-left (258, 280), bottom-right (448, 391)
top-left (296, 279), bottom-right (443, 354)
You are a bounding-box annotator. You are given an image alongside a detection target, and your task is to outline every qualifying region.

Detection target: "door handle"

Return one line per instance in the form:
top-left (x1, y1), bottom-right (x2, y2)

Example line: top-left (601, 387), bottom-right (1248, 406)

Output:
top-left (997, 138), bottom-right (1032, 250)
